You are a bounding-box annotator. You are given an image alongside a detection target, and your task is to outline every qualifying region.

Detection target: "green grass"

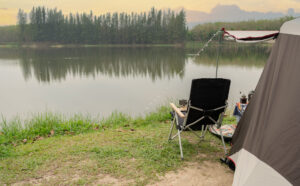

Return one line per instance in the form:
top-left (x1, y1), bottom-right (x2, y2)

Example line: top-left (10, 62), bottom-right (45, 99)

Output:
top-left (0, 107), bottom-right (235, 185)
top-left (0, 42), bottom-right (20, 48)
top-left (0, 43), bottom-right (184, 49)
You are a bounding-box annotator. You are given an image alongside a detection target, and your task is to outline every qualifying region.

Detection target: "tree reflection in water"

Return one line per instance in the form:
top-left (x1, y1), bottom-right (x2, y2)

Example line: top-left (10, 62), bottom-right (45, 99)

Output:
top-left (0, 44), bottom-right (270, 84)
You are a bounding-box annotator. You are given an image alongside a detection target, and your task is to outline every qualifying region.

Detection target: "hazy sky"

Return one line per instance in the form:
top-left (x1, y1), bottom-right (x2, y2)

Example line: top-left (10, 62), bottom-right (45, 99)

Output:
top-left (1, 0), bottom-right (300, 25)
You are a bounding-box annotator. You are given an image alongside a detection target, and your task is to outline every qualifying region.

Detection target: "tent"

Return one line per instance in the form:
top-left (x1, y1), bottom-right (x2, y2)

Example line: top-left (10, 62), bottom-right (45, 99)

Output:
top-left (228, 18), bottom-right (300, 185)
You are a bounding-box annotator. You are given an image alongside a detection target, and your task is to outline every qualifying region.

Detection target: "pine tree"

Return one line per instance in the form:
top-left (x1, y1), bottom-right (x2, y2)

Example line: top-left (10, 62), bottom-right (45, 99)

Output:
top-left (17, 9), bottom-right (27, 42)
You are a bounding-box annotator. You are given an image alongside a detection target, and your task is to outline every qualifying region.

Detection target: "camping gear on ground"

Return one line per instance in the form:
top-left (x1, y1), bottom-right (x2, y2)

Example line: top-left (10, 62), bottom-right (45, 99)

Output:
top-left (233, 95), bottom-right (248, 123)
top-left (168, 78), bottom-right (231, 159)
top-left (209, 124), bottom-right (236, 142)
top-left (210, 92), bottom-right (253, 141)
top-left (226, 18), bottom-right (300, 186)
top-left (248, 90), bottom-right (255, 101)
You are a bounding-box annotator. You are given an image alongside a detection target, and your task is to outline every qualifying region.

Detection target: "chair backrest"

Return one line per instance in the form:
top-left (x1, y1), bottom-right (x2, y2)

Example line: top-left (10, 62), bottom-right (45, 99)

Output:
top-left (185, 78), bottom-right (231, 130)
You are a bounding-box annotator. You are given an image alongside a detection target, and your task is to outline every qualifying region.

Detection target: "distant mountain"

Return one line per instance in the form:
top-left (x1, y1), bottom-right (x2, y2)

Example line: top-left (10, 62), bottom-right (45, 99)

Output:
top-left (180, 5), bottom-right (300, 28)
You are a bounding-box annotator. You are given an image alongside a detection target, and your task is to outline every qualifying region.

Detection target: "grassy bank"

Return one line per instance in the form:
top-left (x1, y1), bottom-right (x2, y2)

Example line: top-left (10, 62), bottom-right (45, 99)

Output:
top-left (0, 42), bottom-right (184, 49)
top-left (0, 41), bottom-right (274, 50)
top-left (0, 107), bottom-right (235, 185)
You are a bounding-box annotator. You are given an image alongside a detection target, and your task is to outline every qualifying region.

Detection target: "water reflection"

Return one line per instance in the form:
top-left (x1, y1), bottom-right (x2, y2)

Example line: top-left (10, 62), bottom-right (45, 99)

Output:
top-left (192, 44), bottom-right (271, 67)
top-left (0, 44), bottom-right (271, 83)
top-left (0, 47), bottom-right (186, 83)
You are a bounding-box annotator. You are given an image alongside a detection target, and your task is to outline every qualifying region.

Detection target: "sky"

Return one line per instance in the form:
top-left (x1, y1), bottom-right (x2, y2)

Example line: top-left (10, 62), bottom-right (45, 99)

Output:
top-left (1, 0), bottom-right (300, 25)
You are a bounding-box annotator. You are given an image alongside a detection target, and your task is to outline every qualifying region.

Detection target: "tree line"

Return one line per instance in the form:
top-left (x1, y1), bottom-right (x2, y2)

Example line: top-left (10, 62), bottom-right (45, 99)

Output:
top-left (0, 10), bottom-right (294, 44)
top-left (16, 7), bottom-right (187, 44)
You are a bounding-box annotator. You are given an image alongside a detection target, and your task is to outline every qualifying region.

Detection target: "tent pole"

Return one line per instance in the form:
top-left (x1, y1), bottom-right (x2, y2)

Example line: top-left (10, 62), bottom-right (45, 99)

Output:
top-left (215, 31), bottom-right (222, 78)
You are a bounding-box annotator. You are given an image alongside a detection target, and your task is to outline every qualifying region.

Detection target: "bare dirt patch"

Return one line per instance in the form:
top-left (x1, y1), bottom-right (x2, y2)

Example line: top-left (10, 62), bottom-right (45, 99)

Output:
top-left (150, 161), bottom-right (233, 186)
top-left (12, 174), bottom-right (56, 186)
top-left (93, 174), bottom-right (134, 186)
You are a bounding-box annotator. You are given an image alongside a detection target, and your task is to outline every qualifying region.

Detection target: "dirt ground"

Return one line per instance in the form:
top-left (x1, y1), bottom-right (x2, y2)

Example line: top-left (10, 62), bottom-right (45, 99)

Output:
top-left (12, 161), bottom-right (233, 186)
top-left (150, 161), bottom-right (234, 186)
top-left (93, 161), bottom-right (234, 186)
top-left (92, 161), bottom-right (234, 186)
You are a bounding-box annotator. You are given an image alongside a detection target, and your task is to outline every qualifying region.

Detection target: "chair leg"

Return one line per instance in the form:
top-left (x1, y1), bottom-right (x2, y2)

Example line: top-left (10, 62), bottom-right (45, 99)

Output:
top-left (168, 117), bottom-right (175, 141)
top-left (187, 127), bottom-right (202, 139)
top-left (219, 129), bottom-right (227, 155)
top-left (177, 129), bottom-right (184, 160)
top-left (201, 125), bottom-right (204, 138)
top-left (200, 125), bottom-right (208, 140)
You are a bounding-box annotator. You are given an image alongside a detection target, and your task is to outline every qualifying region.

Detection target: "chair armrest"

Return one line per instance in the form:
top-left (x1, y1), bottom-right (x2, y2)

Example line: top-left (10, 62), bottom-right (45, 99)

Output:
top-left (170, 103), bottom-right (185, 118)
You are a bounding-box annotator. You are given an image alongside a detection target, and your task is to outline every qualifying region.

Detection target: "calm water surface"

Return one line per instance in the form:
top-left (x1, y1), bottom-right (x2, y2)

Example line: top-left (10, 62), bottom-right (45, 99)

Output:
top-left (0, 45), bottom-right (271, 119)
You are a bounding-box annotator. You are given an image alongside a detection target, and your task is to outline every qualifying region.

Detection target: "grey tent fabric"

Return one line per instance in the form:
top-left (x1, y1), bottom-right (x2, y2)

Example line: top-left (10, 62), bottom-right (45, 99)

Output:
top-left (229, 19), bottom-right (300, 186)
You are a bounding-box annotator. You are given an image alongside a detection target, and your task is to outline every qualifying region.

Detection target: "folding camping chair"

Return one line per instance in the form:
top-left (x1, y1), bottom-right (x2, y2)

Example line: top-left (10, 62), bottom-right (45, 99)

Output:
top-left (168, 78), bottom-right (231, 160)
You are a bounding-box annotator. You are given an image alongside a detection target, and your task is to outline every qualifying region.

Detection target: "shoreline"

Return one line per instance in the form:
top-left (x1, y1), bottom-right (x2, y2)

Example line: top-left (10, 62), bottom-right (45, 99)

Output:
top-left (0, 42), bottom-right (185, 49)
top-left (0, 106), bottom-right (235, 185)
top-left (0, 41), bottom-right (273, 49)
top-left (0, 105), bottom-right (235, 158)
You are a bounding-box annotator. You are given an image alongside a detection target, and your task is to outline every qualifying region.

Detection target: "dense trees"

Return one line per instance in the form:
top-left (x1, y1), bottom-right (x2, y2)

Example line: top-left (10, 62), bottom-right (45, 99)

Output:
top-left (0, 26), bottom-right (18, 43)
top-left (15, 7), bottom-right (187, 44)
top-left (0, 9), bottom-right (294, 44)
top-left (17, 9), bottom-right (27, 42)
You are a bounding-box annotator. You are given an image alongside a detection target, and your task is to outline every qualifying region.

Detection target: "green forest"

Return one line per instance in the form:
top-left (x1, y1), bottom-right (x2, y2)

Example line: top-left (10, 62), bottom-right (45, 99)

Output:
top-left (14, 7), bottom-right (187, 44)
top-left (0, 6), bottom-right (295, 45)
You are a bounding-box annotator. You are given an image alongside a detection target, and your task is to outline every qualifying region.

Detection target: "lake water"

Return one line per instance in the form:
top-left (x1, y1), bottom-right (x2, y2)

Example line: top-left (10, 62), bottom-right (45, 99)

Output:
top-left (0, 44), bottom-right (271, 119)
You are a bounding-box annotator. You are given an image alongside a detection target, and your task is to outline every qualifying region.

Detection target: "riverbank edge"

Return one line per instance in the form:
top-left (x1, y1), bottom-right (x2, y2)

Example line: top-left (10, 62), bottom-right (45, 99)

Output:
top-left (0, 106), bottom-right (235, 158)
top-left (0, 107), bottom-right (170, 155)
top-left (0, 41), bottom-right (274, 50)
top-left (0, 106), bottom-right (235, 185)
top-left (0, 42), bottom-right (186, 49)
